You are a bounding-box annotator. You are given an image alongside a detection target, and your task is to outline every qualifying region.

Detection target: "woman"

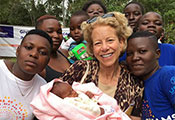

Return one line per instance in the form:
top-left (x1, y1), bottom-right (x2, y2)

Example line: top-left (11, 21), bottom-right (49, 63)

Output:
top-left (60, 12), bottom-right (143, 118)
top-left (0, 29), bottom-right (52, 119)
top-left (82, 0), bottom-right (107, 18)
top-left (123, 1), bottom-right (144, 31)
top-left (126, 31), bottom-right (175, 119)
top-left (36, 15), bottom-right (71, 82)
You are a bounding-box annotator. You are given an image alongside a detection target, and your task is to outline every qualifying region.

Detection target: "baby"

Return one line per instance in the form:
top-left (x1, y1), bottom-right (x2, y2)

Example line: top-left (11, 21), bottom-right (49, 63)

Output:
top-left (50, 81), bottom-right (116, 117)
top-left (31, 79), bottom-right (130, 120)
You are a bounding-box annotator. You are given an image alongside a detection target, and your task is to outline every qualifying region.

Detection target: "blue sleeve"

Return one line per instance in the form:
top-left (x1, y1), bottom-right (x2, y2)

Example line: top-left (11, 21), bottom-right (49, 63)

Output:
top-left (159, 43), bottom-right (175, 66)
top-left (160, 66), bottom-right (175, 109)
top-left (119, 52), bottom-right (126, 62)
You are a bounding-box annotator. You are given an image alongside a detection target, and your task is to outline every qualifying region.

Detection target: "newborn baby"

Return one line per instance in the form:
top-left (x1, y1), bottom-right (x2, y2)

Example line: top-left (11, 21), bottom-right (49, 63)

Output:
top-left (31, 79), bottom-right (131, 120)
top-left (50, 81), bottom-right (115, 117)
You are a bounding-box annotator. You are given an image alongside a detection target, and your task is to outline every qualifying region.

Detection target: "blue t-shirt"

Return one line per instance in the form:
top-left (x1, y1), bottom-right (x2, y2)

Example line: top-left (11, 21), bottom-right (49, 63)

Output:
top-left (142, 66), bottom-right (175, 119)
top-left (120, 43), bottom-right (175, 66)
top-left (158, 43), bottom-right (175, 66)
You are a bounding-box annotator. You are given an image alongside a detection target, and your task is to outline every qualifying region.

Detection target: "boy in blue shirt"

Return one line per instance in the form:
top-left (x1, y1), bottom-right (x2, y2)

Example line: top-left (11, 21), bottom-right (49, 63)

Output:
top-left (126, 31), bottom-right (175, 119)
top-left (120, 12), bottom-right (175, 67)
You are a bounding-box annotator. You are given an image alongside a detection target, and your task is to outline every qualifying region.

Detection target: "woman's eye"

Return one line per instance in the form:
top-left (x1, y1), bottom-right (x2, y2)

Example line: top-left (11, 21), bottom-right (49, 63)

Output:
top-left (39, 51), bottom-right (48, 56)
top-left (141, 21), bottom-right (149, 25)
top-left (134, 11), bottom-right (141, 16)
top-left (94, 42), bottom-right (101, 46)
top-left (155, 21), bottom-right (162, 26)
top-left (25, 46), bottom-right (32, 50)
top-left (107, 39), bottom-right (114, 43)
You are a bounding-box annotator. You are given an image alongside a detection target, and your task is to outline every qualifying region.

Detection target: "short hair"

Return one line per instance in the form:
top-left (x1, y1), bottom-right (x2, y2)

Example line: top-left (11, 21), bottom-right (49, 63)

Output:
top-left (138, 11), bottom-right (163, 26)
top-left (35, 15), bottom-right (58, 29)
top-left (124, 1), bottom-right (145, 15)
top-left (81, 12), bottom-right (132, 57)
top-left (136, 11), bottom-right (164, 38)
top-left (128, 31), bottom-right (158, 50)
top-left (22, 29), bottom-right (53, 48)
top-left (82, 0), bottom-right (107, 13)
top-left (71, 10), bottom-right (90, 20)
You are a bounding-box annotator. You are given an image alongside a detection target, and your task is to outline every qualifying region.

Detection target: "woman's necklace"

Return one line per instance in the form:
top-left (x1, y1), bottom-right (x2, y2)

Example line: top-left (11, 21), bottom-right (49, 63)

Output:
top-left (16, 78), bottom-right (25, 96)
top-left (12, 64), bottom-right (34, 97)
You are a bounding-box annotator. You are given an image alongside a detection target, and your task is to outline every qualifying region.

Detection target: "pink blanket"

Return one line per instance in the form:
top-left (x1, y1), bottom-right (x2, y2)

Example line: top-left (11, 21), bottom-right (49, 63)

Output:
top-left (30, 79), bottom-right (130, 120)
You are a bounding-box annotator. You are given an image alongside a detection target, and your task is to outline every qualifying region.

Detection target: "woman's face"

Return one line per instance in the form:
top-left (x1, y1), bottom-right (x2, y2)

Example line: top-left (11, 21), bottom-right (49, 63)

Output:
top-left (39, 19), bottom-right (63, 51)
top-left (16, 34), bottom-right (51, 74)
top-left (91, 25), bottom-right (124, 67)
top-left (86, 4), bottom-right (105, 18)
top-left (126, 37), bottom-right (160, 80)
top-left (124, 3), bottom-right (143, 29)
top-left (138, 12), bottom-right (163, 39)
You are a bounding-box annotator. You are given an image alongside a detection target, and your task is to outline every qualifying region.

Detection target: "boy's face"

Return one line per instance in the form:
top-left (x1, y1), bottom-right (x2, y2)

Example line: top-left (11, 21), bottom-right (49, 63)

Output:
top-left (16, 34), bottom-right (51, 74)
top-left (126, 37), bottom-right (160, 80)
top-left (138, 12), bottom-right (163, 39)
top-left (56, 83), bottom-right (78, 99)
top-left (70, 15), bottom-right (87, 43)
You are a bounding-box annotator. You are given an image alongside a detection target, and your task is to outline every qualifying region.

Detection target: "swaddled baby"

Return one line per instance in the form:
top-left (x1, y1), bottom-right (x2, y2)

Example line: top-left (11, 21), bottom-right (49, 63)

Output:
top-left (30, 79), bottom-right (131, 120)
top-left (51, 81), bottom-right (115, 117)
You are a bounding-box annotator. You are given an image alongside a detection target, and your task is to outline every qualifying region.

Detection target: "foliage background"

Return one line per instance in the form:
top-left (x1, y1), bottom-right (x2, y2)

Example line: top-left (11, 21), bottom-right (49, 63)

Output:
top-left (0, 0), bottom-right (174, 44)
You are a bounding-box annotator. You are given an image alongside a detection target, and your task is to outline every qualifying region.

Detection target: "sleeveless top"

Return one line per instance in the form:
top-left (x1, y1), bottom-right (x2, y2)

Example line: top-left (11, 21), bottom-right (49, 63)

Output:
top-left (45, 50), bottom-right (70, 82)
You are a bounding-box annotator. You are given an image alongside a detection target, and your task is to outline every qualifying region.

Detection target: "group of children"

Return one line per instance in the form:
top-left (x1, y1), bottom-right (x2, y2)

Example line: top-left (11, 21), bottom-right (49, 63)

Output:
top-left (0, 0), bottom-right (175, 120)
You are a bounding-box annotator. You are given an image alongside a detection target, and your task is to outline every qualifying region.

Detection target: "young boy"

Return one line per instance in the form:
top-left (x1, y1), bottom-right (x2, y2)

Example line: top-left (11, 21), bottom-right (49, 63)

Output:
top-left (31, 79), bottom-right (131, 120)
top-left (137, 11), bottom-right (175, 66)
top-left (68, 10), bottom-right (92, 64)
top-left (0, 29), bottom-right (52, 119)
top-left (126, 31), bottom-right (175, 119)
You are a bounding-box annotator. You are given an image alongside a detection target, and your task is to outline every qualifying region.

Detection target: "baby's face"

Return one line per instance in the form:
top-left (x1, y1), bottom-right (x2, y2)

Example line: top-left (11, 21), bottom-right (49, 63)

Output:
top-left (58, 83), bottom-right (78, 98)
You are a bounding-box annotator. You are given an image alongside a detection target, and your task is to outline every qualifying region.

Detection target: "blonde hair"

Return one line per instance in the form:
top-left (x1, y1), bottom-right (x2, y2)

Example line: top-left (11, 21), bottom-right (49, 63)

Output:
top-left (81, 11), bottom-right (132, 57)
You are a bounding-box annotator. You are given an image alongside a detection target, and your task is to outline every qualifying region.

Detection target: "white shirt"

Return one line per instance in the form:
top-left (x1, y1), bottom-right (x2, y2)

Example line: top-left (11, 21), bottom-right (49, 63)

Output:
top-left (0, 60), bottom-right (46, 120)
top-left (60, 37), bottom-right (75, 50)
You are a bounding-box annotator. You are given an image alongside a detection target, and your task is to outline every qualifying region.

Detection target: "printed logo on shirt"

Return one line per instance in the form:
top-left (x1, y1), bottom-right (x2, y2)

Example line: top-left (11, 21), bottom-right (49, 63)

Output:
top-left (142, 100), bottom-right (155, 118)
top-left (77, 46), bottom-right (85, 54)
top-left (170, 76), bottom-right (175, 85)
top-left (143, 100), bottom-right (175, 120)
top-left (145, 114), bottom-right (175, 120)
top-left (169, 76), bottom-right (175, 95)
top-left (0, 96), bottom-right (28, 120)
